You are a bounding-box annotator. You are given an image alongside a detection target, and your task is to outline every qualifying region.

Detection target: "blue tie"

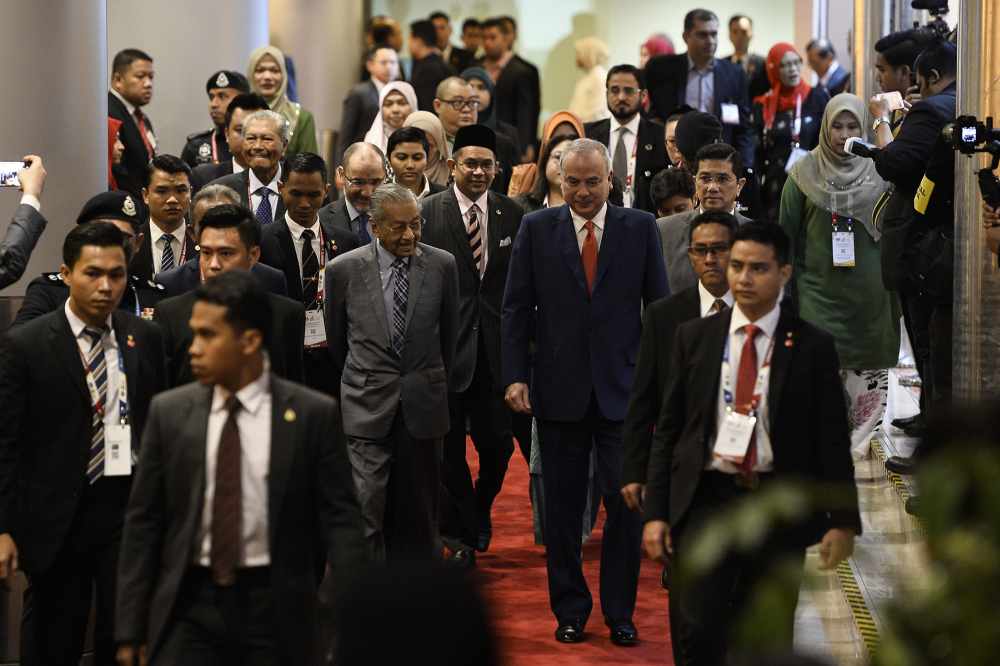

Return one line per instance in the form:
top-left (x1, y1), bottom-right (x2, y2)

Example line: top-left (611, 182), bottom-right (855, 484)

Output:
top-left (391, 257), bottom-right (408, 355)
top-left (255, 186), bottom-right (273, 225)
top-left (83, 327), bottom-right (108, 485)
top-left (357, 213), bottom-right (372, 243)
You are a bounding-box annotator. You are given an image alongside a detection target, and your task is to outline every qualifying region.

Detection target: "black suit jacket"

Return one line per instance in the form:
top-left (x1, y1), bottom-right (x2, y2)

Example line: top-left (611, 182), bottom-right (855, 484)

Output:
top-left (130, 221), bottom-right (199, 284)
top-left (115, 376), bottom-right (367, 664)
top-left (420, 188), bottom-right (523, 392)
top-left (0, 309), bottom-right (165, 572)
top-left (622, 286), bottom-right (700, 485)
top-left (207, 170), bottom-right (287, 222)
top-left (154, 288), bottom-right (304, 387)
top-left (823, 66), bottom-right (851, 96)
top-left (642, 54), bottom-right (753, 165)
top-left (335, 81), bottom-right (380, 167)
top-left (317, 198), bottom-right (360, 238)
top-left (13, 272), bottom-right (168, 327)
top-left (411, 52), bottom-right (456, 112)
top-left (585, 117), bottom-right (669, 215)
top-left (446, 46), bottom-right (477, 73)
top-left (108, 92), bottom-right (154, 197)
top-left (724, 53), bottom-right (770, 100)
top-left (493, 55), bottom-right (541, 153)
top-left (190, 160), bottom-right (233, 194)
top-left (156, 259), bottom-right (288, 299)
top-left (642, 307), bottom-right (862, 544)
top-left (259, 218), bottom-right (362, 303)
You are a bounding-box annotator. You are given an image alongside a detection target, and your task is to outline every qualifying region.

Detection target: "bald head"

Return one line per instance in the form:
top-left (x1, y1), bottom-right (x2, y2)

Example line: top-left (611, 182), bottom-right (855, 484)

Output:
top-left (434, 77), bottom-right (478, 135)
top-left (338, 142), bottom-right (387, 213)
top-left (436, 76), bottom-right (469, 99)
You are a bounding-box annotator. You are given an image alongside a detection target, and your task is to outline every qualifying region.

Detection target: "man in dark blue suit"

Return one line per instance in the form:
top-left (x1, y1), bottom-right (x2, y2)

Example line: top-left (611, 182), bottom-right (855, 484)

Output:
top-left (502, 138), bottom-right (668, 646)
top-left (643, 8), bottom-right (754, 166)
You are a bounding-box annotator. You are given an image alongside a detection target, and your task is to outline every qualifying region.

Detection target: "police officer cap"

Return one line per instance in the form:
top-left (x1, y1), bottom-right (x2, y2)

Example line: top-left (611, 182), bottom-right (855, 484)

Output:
top-left (676, 112), bottom-right (723, 165)
top-left (452, 124), bottom-right (497, 155)
top-left (76, 190), bottom-right (142, 227)
top-left (206, 70), bottom-right (250, 94)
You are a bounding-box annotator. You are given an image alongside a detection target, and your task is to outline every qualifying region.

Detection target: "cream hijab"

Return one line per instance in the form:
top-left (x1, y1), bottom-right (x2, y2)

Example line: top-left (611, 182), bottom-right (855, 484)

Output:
top-left (364, 82), bottom-right (419, 153)
top-left (247, 45), bottom-right (300, 131)
top-left (403, 111), bottom-right (451, 186)
top-left (788, 93), bottom-right (888, 240)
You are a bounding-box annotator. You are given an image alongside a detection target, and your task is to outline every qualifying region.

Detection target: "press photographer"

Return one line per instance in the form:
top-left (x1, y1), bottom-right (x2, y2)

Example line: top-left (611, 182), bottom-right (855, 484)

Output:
top-left (954, 117), bottom-right (1000, 254)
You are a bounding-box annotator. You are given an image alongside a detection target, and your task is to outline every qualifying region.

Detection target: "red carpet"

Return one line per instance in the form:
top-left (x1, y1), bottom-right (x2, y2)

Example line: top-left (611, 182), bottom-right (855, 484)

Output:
top-left (468, 442), bottom-right (674, 664)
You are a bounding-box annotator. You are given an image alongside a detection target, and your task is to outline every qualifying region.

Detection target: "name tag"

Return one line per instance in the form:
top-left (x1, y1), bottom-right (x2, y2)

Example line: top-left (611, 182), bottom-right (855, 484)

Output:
top-left (304, 309), bottom-right (327, 347)
top-left (713, 410), bottom-right (756, 464)
top-left (105, 424), bottom-right (132, 476)
top-left (721, 103), bottom-right (740, 126)
top-left (785, 147), bottom-right (809, 172)
top-left (914, 175), bottom-right (935, 214)
top-left (832, 231), bottom-right (856, 267)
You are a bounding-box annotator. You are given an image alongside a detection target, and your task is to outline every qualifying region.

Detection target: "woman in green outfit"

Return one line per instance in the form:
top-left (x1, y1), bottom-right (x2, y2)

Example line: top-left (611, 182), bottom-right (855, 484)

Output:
top-left (247, 45), bottom-right (318, 158)
top-left (780, 93), bottom-right (899, 459)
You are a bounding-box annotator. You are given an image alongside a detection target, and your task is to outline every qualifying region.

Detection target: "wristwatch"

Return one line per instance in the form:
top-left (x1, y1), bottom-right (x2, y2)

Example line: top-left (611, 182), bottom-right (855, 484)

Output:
top-left (872, 116), bottom-right (891, 131)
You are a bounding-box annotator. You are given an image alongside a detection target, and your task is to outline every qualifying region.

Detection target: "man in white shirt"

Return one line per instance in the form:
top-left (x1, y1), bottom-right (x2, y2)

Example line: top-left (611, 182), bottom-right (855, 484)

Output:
top-left (135, 154), bottom-right (194, 283)
top-left (115, 270), bottom-right (366, 666)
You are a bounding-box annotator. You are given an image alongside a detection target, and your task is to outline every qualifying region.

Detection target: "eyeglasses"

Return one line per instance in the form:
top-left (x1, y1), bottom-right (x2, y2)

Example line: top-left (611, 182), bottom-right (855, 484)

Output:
top-left (696, 173), bottom-right (736, 185)
top-left (688, 243), bottom-right (731, 256)
top-left (344, 176), bottom-right (387, 188)
top-left (438, 97), bottom-right (481, 111)
top-left (608, 86), bottom-right (641, 97)
top-left (458, 159), bottom-right (496, 173)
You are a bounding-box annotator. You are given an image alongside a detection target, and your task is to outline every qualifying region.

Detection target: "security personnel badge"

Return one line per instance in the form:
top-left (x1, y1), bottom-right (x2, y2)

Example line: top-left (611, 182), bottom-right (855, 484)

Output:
top-left (198, 143), bottom-right (212, 160)
top-left (216, 71), bottom-right (230, 88)
top-left (122, 195), bottom-right (137, 217)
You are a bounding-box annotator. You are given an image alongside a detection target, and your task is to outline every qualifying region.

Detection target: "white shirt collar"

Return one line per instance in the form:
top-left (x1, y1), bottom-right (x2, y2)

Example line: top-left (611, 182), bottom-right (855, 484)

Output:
top-left (64, 300), bottom-right (115, 343)
top-left (611, 113), bottom-right (640, 137)
top-left (248, 166), bottom-right (280, 194)
top-left (372, 77), bottom-right (387, 93)
top-left (820, 60), bottom-right (841, 86)
top-left (569, 202), bottom-right (608, 235)
top-left (232, 157), bottom-right (245, 174)
top-left (418, 176), bottom-right (431, 199)
top-left (110, 88), bottom-right (138, 116)
top-left (284, 212), bottom-right (320, 240)
top-left (453, 184), bottom-right (488, 218)
top-left (150, 219), bottom-right (187, 245)
top-left (730, 301), bottom-right (781, 339)
top-left (697, 282), bottom-right (734, 317)
top-left (344, 197), bottom-right (363, 221)
top-left (211, 369), bottom-right (269, 416)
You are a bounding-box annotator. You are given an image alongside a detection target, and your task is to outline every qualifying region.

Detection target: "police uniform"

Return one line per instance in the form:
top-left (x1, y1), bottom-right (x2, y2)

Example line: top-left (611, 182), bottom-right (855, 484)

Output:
top-left (180, 70), bottom-right (250, 168)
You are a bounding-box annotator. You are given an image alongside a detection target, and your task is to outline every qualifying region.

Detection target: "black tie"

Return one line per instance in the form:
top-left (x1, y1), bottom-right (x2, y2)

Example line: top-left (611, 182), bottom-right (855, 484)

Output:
top-left (300, 229), bottom-right (319, 308)
top-left (357, 213), bottom-right (372, 243)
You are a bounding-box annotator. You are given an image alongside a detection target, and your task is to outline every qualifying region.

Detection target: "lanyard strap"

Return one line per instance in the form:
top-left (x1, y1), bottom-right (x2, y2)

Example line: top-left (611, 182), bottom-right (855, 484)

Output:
top-left (830, 213), bottom-right (854, 232)
top-left (721, 331), bottom-right (776, 412)
top-left (78, 340), bottom-right (129, 424)
top-left (210, 130), bottom-right (220, 163)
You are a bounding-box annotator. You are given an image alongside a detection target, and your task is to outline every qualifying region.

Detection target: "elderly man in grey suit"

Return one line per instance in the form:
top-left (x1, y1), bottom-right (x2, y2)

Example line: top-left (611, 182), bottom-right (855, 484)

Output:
top-left (0, 156), bottom-right (47, 290)
top-left (325, 182), bottom-right (460, 562)
top-left (658, 143), bottom-right (751, 292)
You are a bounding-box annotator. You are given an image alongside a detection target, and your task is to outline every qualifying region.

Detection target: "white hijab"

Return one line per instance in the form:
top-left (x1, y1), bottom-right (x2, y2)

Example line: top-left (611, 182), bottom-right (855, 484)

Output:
top-left (364, 81), bottom-right (418, 153)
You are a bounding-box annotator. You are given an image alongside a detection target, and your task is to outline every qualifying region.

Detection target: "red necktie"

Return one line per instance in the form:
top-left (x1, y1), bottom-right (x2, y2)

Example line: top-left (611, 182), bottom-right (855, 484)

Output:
top-left (735, 324), bottom-right (761, 476)
top-left (133, 109), bottom-right (154, 159)
top-left (581, 220), bottom-right (598, 295)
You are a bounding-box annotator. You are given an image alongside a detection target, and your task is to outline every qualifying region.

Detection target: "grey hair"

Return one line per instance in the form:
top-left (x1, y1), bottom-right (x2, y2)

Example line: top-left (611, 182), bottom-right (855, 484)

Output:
top-left (192, 183), bottom-right (240, 208)
top-left (559, 138), bottom-right (612, 176)
top-left (342, 141), bottom-right (388, 174)
top-left (369, 183), bottom-right (418, 225)
top-left (241, 109), bottom-right (290, 145)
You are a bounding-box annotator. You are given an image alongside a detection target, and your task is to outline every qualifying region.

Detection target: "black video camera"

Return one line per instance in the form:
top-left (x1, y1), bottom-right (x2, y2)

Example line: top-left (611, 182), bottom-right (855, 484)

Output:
top-left (942, 116), bottom-right (1000, 207)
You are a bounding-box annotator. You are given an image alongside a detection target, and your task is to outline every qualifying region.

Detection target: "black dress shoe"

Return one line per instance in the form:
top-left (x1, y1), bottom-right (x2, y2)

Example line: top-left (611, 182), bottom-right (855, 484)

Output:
top-left (555, 621), bottom-right (585, 643)
top-left (475, 528), bottom-right (492, 553)
top-left (891, 414), bottom-right (922, 429)
top-left (609, 622), bottom-right (639, 647)
top-left (886, 455), bottom-right (917, 475)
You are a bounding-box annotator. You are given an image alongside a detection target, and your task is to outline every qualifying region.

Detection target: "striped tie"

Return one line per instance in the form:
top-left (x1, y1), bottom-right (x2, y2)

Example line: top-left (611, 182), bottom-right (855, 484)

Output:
top-left (159, 234), bottom-right (175, 273)
top-left (83, 327), bottom-right (108, 485)
top-left (467, 204), bottom-right (483, 275)
top-left (391, 257), bottom-right (408, 355)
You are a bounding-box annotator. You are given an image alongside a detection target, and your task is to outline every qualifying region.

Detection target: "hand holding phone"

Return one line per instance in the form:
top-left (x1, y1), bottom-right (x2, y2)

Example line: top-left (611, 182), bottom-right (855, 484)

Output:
top-left (874, 91), bottom-right (905, 112)
top-left (15, 155), bottom-right (45, 198)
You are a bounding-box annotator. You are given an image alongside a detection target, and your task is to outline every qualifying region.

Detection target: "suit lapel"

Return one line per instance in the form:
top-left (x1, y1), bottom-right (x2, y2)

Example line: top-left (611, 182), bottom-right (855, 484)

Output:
top-left (442, 190), bottom-right (477, 274)
top-left (404, 248), bottom-right (427, 331)
top-left (182, 385), bottom-right (212, 554)
top-left (132, 223), bottom-right (154, 282)
top-left (767, 309), bottom-right (797, 432)
top-left (112, 312), bottom-right (139, 413)
top-left (484, 192), bottom-right (504, 278)
top-left (50, 310), bottom-right (89, 404)
top-left (237, 171), bottom-right (251, 207)
top-left (594, 120), bottom-right (610, 146)
top-left (698, 309), bottom-right (732, 444)
top-left (267, 378), bottom-right (296, 549)
top-left (556, 206), bottom-right (588, 297)
top-left (275, 222), bottom-right (303, 302)
top-left (593, 205), bottom-right (623, 293)
top-left (361, 242), bottom-right (392, 346)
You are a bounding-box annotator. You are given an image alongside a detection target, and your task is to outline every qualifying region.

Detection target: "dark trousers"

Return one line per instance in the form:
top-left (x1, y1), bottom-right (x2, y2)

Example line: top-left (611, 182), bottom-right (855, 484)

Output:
top-left (346, 410), bottom-right (442, 561)
top-left (536, 395), bottom-right (640, 626)
top-left (512, 412), bottom-right (532, 463)
top-left (20, 478), bottom-right (130, 666)
top-left (303, 347), bottom-right (337, 396)
top-left (669, 472), bottom-right (805, 666)
top-left (901, 290), bottom-right (933, 414)
top-left (440, 345), bottom-right (514, 548)
top-left (156, 567), bottom-right (277, 666)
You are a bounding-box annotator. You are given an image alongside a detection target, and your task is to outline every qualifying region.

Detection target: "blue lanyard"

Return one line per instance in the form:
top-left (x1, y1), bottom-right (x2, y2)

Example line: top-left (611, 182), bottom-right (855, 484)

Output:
top-left (721, 331), bottom-right (775, 412)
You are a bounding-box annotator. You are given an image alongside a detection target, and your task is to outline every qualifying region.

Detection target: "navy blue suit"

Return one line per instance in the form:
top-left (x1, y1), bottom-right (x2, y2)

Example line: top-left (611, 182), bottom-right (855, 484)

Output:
top-left (502, 203), bottom-right (667, 627)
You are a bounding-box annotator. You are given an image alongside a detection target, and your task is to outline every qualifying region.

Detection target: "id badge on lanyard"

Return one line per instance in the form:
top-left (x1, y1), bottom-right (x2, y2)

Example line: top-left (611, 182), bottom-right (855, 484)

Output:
top-left (784, 96), bottom-right (809, 172)
top-left (304, 230), bottom-right (329, 348)
top-left (713, 334), bottom-right (773, 465)
top-left (81, 342), bottom-right (132, 476)
top-left (830, 213), bottom-right (856, 268)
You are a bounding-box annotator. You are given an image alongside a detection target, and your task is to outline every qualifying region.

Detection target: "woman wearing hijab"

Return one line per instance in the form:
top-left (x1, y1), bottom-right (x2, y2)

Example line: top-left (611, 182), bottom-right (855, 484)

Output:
top-left (108, 117), bottom-right (125, 190)
top-left (461, 66), bottom-right (520, 154)
top-left (780, 93), bottom-right (899, 459)
top-left (507, 110), bottom-right (586, 197)
top-left (402, 111), bottom-right (451, 186)
top-left (753, 42), bottom-right (830, 220)
top-left (639, 33), bottom-right (675, 68)
top-left (247, 45), bottom-right (318, 157)
top-left (568, 37), bottom-right (611, 123)
top-left (363, 81), bottom-right (418, 153)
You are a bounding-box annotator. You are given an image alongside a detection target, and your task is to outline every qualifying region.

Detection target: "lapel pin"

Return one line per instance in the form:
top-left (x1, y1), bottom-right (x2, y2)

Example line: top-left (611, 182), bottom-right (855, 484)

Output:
top-left (284, 408), bottom-right (297, 422)
top-left (496, 208), bottom-right (502, 215)
top-left (126, 334), bottom-right (136, 348)
top-left (644, 143), bottom-right (653, 151)
top-left (784, 331), bottom-right (794, 348)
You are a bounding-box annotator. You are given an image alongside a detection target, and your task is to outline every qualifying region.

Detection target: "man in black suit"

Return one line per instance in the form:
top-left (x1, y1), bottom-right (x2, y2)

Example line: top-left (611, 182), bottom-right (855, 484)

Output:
top-left (108, 48), bottom-right (156, 197)
top-left (0, 223), bottom-right (166, 666)
top-left (643, 9), bottom-right (754, 166)
top-left (622, 210), bottom-right (736, 512)
top-left (642, 222), bottom-right (861, 665)
top-left (155, 204), bottom-right (304, 388)
top-left (807, 38), bottom-right (851, 96)
top-left (585, 64), bottom-right (669, 216)
top-left (320, 142), bottom-right (388, 243)
top-left (181, 70), bottom-right (251, 169)
top-left (0, 156), bottom-right (47, 291)
top-left (481, 17), bottom-right (540, 161)
top-left (259, 153), bottom-right (361, 395)
top-left (115, 270), bottom-right (366, 666)
top-left (190, 93), bottom-right (270, 194)
top-left (335, 46), bottom-right (400, 168)
top-left (724, 15), bottom-right (770, 101)
top-left (131, 154), bottom-right (198, 283)
top-left (421, 125), bottom-right (522, 563)
top-left (409, 19), bottom-right (456, 112)
top-left (430, 11), bottom-right (476, 73)
top-left (207, 110), bottom-right (288, 226)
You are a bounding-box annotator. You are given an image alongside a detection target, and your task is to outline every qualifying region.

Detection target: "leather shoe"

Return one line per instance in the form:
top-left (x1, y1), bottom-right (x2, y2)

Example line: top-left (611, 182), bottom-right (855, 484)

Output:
top-left (886, 455), bottom-right (917, 475)
top-left (555, 621), bottom-right (585, 643)
top-left (609, 622), bottom-right (639, 647)
top-left (891, 414), bottom-right (922, 429)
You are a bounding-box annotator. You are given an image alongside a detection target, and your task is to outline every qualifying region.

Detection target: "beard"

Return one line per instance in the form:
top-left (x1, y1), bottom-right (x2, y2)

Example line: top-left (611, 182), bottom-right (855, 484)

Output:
top-left (610, 102), bottom-right (641, 122)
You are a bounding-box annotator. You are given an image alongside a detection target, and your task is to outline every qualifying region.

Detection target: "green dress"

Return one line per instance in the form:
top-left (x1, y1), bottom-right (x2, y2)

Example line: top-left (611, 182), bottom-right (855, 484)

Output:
top-left (779, 178), bottom-right (900, 370)
top-left (284, 104), bottom-right (318, 158)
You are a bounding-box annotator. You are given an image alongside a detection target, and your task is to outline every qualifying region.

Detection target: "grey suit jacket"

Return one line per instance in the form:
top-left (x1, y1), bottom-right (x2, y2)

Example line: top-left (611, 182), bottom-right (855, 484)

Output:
top-left (0, 204), bottom-right (47, 290)
top-left (324, 241), bottom-right (459, 440)
top-left (657, 209), bottom-right (752, 293)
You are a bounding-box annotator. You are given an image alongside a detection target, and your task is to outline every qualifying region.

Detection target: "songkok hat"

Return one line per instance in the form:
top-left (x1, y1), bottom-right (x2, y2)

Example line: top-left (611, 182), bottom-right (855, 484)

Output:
top-left (452, 124), bottom-right (497, 156)
top-left (675, 112), bottom-right (723, 165)
top-left (77, 190), bottom-right (142, 228)
top-left (206, 70), bottom-right (250, 94)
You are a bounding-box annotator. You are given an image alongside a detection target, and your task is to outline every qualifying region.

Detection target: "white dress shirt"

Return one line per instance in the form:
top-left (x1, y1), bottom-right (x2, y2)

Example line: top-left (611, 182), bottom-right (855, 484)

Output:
top-left (149, 219), bottom-right (187, 276)
top-left (453, 184), bottom-right (490, 273)
top-left (710, 302), bottom-right (781, 473)
top-left (232, 157), bottom-right (245, 174)
top-left (569, 202), bottom-right (608, 252)
top-left (697, 282), bottom-right (734, 318)
top-left (819, 61), bottom-right (841, 87)
top-left (284, 212), bottom-right (322, 281)
top-left (196, 370), bottom-right (273, 567)
top-left (610, 114), bottom-right (640, 208)
top-left (64, 300), bottom-right (123, 429)
top-left (248, 167), bottom-right (281, 217)
top-left (685, 56), bottom-right (716, 113)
